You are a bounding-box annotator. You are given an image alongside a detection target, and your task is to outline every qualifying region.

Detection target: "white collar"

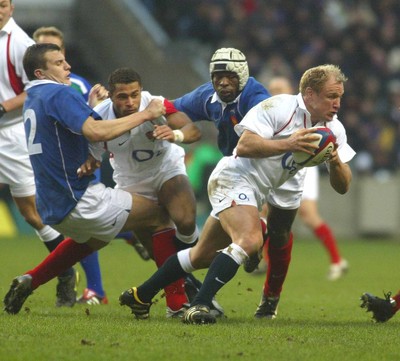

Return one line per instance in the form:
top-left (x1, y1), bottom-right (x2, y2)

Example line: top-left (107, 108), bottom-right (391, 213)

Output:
top-left (25, 79), bottom-right (68, 91)
top-left (210, 91), bottom-right (240, 105)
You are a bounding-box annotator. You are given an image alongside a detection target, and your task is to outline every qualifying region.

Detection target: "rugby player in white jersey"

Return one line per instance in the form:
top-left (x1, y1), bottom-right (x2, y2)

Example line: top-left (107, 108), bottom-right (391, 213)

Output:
top-left (118, 64), bottom-right (356, 324)
top-left (0, 0), bottom-right (82, 308)
top-left (92, 67), bottom-right (212, 317)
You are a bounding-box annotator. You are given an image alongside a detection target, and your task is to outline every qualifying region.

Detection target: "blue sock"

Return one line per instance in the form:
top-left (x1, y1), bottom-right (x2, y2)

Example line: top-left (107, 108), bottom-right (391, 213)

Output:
top-left (138, 254), bottom-right (187, 303)
top-left (192, 253), bottom-right (239, 308)
top-left (116, 231), bottom-right (134, 241)
top-left (80, 251), bottom-right (105, 297)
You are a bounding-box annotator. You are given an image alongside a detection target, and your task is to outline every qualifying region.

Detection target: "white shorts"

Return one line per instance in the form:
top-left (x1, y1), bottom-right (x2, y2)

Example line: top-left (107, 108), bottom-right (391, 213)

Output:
top-left (301, 166), bottom-right (319, 201)
top-left (0, 123), bottom-right (35, 197)
top-left (268, 169), bottom-right (306, 209)
top-left (208, 162), bottom-right (306, 218)
top-left (116, 147), bottom-right (187, 201)
top-left (52, 183), bottom-right (132, 243)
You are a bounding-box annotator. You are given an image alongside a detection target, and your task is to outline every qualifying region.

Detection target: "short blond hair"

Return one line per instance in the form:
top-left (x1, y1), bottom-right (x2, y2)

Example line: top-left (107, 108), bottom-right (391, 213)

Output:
top-left (299, 64), bottom-right (347, 95)
top-left (32, 26), bottom-right (65, 50)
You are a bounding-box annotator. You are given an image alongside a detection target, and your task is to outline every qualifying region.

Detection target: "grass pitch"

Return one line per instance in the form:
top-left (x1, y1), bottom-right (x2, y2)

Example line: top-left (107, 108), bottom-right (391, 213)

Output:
top-left (0, 235), bottom-right (399, 361)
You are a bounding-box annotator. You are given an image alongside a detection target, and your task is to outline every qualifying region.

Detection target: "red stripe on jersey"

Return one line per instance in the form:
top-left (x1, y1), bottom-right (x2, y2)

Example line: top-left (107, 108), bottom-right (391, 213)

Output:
top-left (273, 109), bottom-right (297, 136)
top-left (163, 99), bottom-right (178, 115)
top-left (230, 113), bottom-right (239, 126)
top-left (7, 33), bottom-right (24, 95)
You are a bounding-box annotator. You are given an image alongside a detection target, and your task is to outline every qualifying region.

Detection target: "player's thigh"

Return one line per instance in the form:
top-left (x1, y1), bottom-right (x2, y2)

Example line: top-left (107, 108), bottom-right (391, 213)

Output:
top-left (219, 204), bottom-right (263, 254)
top-left (267, 204), bottom-right (298, 247)
top-left (159, 175), bottom-right (196, 218)
top-left (0, 124), bottom-right (35, 196)
top-left (190, 215), bottom-right (231, 268)
top-left (124, 193), bottom-right (173, 232)
top-left (298, 199), bottom-right (321, 227)
top-left (54, 184), bottom-right (132, 243)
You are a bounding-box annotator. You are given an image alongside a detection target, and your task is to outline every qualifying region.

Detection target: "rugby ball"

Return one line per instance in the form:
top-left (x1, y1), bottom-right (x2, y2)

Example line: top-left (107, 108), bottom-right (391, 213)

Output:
top-left (292, 127), bottom-right (336, 167)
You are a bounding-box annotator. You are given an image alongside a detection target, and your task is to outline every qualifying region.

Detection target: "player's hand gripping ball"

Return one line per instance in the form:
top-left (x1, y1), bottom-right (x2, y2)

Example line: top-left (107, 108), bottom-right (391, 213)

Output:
top-left (292, 127), bottom-right (336, 167)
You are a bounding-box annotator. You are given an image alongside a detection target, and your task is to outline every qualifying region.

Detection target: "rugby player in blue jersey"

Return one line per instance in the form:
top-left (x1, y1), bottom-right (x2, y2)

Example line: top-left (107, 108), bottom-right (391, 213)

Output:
top-left (3, 43), bottom-right (173, 315)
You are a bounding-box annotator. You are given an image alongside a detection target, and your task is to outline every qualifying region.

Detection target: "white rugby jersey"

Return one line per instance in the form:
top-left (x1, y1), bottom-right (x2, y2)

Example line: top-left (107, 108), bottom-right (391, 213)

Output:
top-left (94, 91), bottom-right (182, 188)
top-left (0, 17), bottom-right (34, 128)
top-left (232, 93), bottom-right (356, 194)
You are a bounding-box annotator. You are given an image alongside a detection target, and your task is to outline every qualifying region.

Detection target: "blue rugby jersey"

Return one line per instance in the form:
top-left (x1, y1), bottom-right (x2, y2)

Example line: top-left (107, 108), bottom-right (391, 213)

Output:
top-left (174, 77), bottom-right (270, 156)
top-left (23, 80), bottom-right (101, 224)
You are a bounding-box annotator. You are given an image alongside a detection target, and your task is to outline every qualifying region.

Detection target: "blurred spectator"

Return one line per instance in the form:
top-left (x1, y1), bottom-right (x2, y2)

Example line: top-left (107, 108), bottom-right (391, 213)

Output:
top-left (144, 0), bottom-right (400, 173)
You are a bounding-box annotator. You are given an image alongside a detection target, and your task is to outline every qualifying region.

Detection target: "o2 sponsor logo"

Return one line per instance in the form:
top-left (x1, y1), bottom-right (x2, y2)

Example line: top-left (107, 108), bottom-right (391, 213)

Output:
top-left (132, 149), bottom-right (162, 162)
top-left (281, 152), bottom-right (299, 174)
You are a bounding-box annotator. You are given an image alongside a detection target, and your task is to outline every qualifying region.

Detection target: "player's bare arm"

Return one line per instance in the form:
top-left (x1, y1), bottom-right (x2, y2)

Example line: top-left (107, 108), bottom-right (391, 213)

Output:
top-left (1, 92), bottom-right (27, 113)
top-left (327, 147), bottom-right (352, 194)
top-left (88, 84), bottom-right (109, 108)
top-left (82, 99), bottom-right (166, 142)
top-left (77, 154), bottom-right (101, 178)
top-left (152, 112), bottom-right (201, 144)
top-left (236, 129), bottom-right (320, 158)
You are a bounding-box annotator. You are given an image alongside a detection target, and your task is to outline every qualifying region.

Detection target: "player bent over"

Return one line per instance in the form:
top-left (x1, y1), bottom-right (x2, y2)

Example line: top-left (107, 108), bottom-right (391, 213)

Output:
top-left (90, 67), bottom-right (223, 318)
top-left (118, 64), bottom-right (355, 324)
top-left (3, 43), bottom-right (171, 314)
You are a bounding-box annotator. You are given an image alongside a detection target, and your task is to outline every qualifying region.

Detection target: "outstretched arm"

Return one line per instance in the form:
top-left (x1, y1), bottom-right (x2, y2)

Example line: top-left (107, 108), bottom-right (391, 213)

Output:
top-left (153, 112), bottom-right (201, 144)
top-left (152, 99), bottom-right (201, 144)
top-left (82, 99), bottom-right (166, 142)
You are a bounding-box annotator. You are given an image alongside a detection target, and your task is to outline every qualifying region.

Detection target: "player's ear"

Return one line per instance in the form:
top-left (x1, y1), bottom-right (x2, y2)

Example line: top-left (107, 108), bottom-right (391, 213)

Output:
top-left (304, 87), bottom-right (314, 98)
top-left (34, 68), bottom-right (45, 80)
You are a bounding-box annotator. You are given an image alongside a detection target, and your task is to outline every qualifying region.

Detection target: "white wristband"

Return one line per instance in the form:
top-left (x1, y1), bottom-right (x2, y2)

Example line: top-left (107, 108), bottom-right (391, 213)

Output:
top-left (173, 129), bottom-right (185, 143)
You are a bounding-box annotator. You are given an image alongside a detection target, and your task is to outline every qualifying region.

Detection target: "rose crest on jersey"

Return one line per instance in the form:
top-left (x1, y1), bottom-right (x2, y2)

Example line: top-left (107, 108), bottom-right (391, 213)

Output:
top-left (261, 98), bottom-right (275, 110)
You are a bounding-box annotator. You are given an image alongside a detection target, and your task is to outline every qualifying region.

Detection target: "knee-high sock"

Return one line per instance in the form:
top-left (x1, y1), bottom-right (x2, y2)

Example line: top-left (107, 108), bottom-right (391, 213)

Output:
top-left (314, 223), bottom-right (341, 264)
top-left (392, 292), bottom-right (400, 312)
top-left (152, 228), bottom-right (187, 310)
top-left (80, 251), bottom-right (105, 297)
top-left (173, 226), bottom-right (199, 252)
top-left (261, 218), bottom-right (269, 262)
top-left (263, 233), bottom-right (293, 297)
top-left (137, 254), bottom-right (187, 304)
top-left (192, 252), bottom-right (240, 308)
top-left (26, 238), bottom-right (93, 290)
top-left (41, 233), bottom-right (75, 279)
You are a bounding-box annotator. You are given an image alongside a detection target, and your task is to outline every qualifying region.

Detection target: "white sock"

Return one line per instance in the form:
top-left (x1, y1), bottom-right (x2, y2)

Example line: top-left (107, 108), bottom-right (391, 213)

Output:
top-left (177, 248), bottom-right (196, 273)
top-left (176, 225), bottom-right (199, 245)
top-left (35, 225), bottom-right (61, 242)
top-left (222, 243), bottom-right (249, 265)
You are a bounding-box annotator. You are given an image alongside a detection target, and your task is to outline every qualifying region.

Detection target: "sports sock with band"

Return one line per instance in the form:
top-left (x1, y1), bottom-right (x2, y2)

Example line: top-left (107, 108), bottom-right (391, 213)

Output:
top-left (26, 238), bottom-right (93, 290)
top-left (174, 226), bottom-right (199, 251)
top-left (314, 223), bottom-right (341, 264)
top-left (263, 233), bottom-right (293, 297)
top-left (137, 254), bottom-right (187, 304)
top-left (36, 226), bottom-right (75, 278)
top-left (392, 292), bottom-right (400, 312)
top-left (79, 251), bottom-right (105, 297)
top-left (191, 252), bottom-right (241, 308)
top-left (116, 231), bottom-right (134, 240)
top-left (152, 228), bottom-right (188, 310)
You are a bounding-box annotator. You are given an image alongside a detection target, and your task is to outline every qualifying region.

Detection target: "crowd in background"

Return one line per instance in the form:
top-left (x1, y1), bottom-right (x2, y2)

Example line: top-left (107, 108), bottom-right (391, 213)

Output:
top-left (143, 0), bottom-right (400, 176)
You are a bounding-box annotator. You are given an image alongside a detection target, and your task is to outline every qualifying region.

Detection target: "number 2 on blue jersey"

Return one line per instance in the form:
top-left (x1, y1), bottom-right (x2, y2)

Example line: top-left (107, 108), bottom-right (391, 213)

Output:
top-left (24, 108), bottom-right (43, 155)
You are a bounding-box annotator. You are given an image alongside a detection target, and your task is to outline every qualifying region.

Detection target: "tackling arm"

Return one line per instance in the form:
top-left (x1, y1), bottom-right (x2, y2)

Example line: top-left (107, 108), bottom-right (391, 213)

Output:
top-left (153, 99), bottom-right (201, 144)
top-left (82, 99), bottom-right (166, 142)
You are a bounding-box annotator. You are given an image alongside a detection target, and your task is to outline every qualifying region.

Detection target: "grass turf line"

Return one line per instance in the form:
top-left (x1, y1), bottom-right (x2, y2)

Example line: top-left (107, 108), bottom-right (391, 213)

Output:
top-left (0, 235), bottom-right (399, 361)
